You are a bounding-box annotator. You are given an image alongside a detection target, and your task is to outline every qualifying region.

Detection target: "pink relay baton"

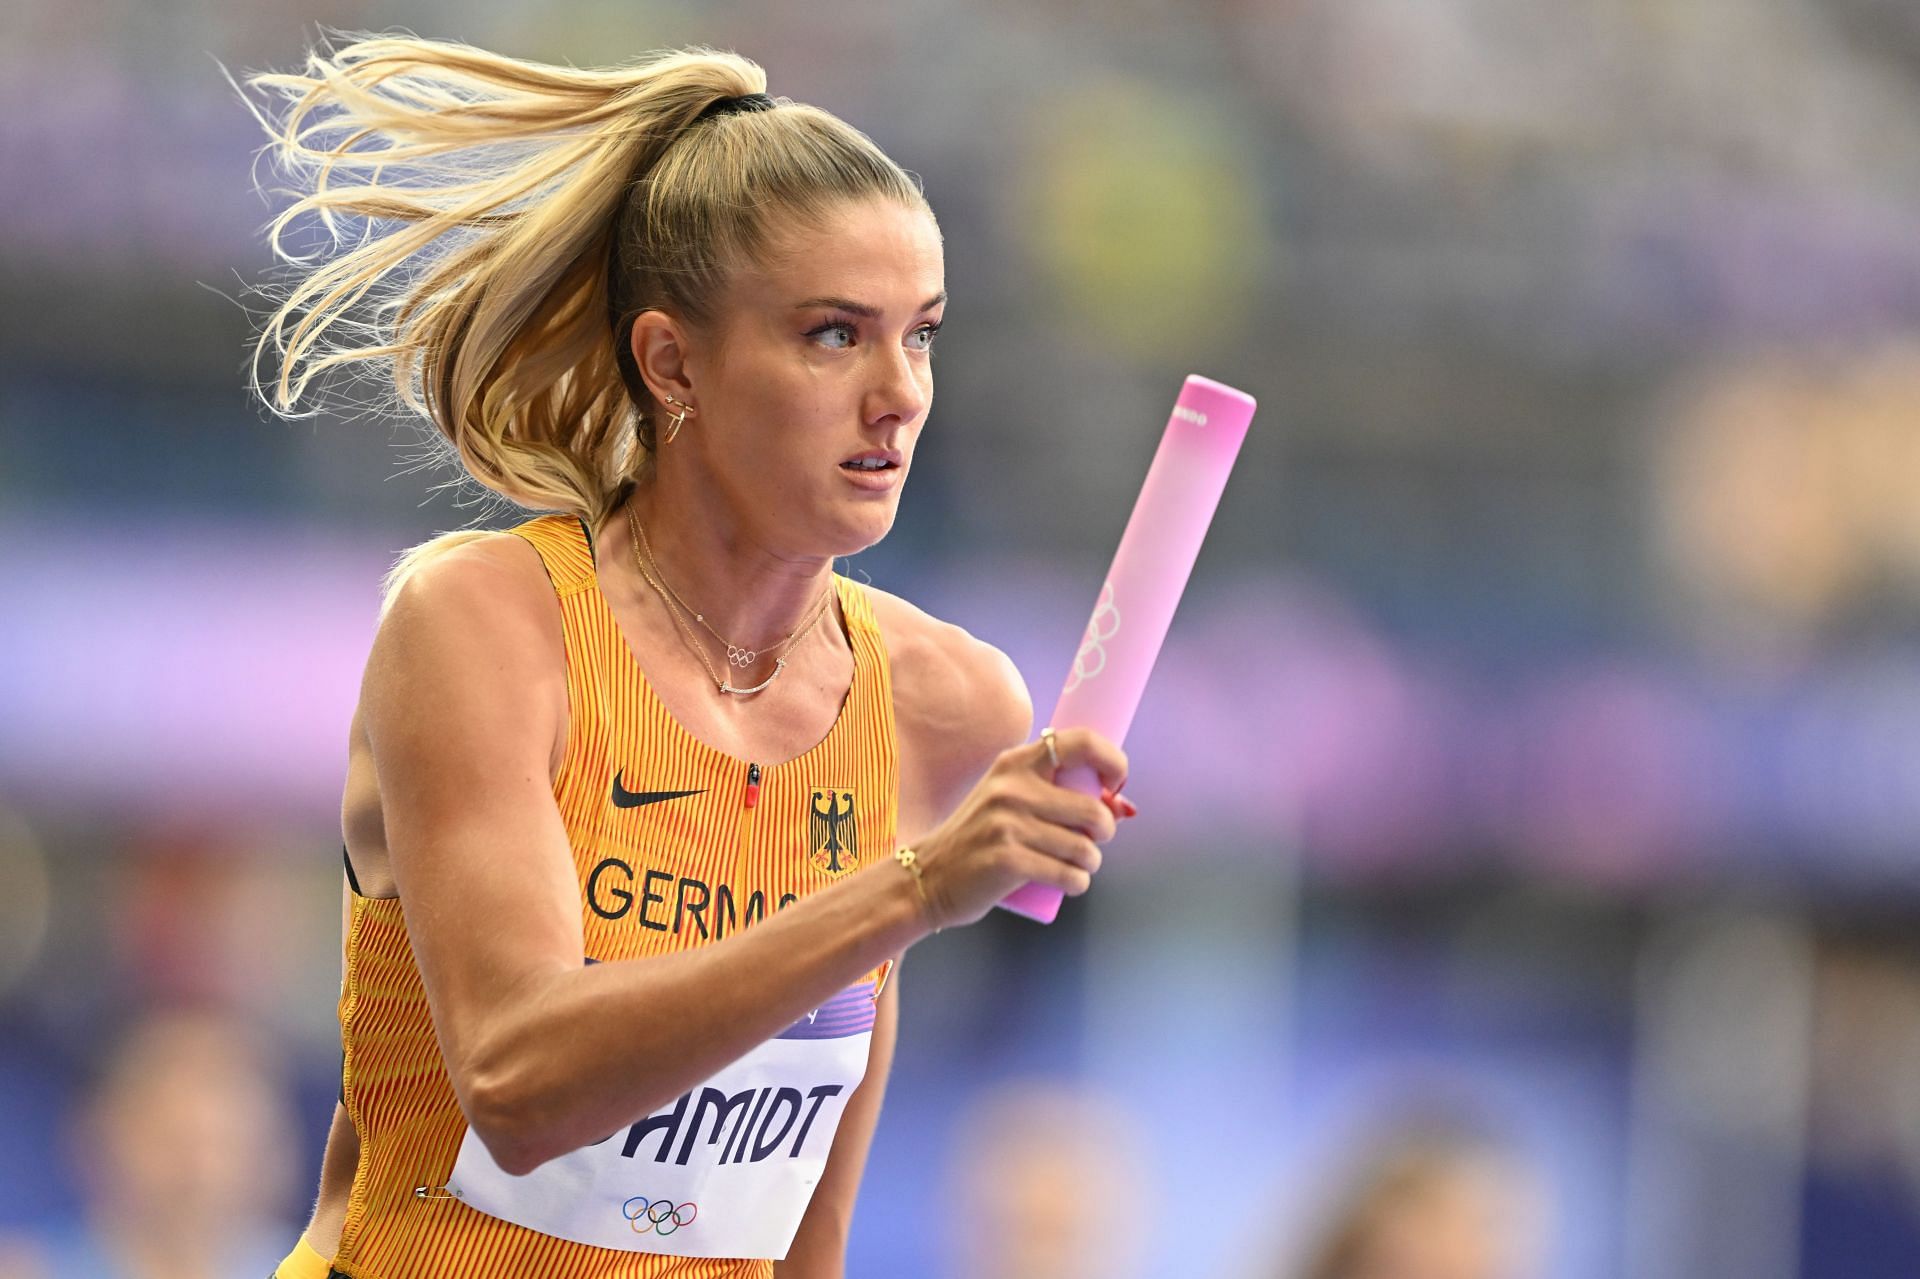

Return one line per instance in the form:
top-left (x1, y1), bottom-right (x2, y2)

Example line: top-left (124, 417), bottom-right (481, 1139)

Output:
top-left (998, 374), bottom-right (1258, 923)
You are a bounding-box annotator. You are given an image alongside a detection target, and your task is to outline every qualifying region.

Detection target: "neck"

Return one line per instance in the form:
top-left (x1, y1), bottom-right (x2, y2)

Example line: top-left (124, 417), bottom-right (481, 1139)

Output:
top-left (612, 480), bottom-right (840, 656)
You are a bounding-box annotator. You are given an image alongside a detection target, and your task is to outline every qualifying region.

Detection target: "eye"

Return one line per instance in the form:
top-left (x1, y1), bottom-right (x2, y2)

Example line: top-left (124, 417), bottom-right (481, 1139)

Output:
top-left (806, 319), bottom-right (858, 350)
top-left (804, 316), bottom-right (945, 352)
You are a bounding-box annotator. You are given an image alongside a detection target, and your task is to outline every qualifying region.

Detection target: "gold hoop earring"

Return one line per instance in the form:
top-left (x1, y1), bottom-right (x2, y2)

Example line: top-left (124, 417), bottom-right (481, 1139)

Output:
top-left (662, 395), bottom-right (690, 445)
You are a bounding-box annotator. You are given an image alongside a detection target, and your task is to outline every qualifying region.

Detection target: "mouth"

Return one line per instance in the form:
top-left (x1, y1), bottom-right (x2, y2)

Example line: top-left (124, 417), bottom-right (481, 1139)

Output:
top-left (839, 453), bottom-right (904, 491)
top-left (839, 448), bottom-right (904, 473)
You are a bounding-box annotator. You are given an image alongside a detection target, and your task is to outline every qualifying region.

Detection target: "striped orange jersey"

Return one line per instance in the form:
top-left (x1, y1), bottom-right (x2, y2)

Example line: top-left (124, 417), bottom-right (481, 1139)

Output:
top-left (329, 513), bottom-right (899, 1278)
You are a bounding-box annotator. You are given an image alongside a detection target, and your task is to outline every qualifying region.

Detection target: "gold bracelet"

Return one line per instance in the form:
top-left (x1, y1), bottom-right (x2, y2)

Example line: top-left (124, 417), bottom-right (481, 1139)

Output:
top-left (893, 845), bottom-right (941, 933)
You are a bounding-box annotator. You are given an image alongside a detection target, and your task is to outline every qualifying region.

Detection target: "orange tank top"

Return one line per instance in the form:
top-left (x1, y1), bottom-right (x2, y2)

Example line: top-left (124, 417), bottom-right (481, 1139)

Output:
top-left (330, 512), bottom-right (899, 1278)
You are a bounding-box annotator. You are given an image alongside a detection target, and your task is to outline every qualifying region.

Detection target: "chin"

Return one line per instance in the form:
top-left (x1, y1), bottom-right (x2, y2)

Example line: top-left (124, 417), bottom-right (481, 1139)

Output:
top-left (829, 499), bottom-right (899, 556)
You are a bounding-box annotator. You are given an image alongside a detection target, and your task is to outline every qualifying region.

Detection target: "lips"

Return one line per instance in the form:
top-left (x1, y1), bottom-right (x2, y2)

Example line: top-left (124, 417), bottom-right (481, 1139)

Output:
top-left (840, 462), bottom-right (903, 491)
top-left (840, 447), bottom-right (903, 470)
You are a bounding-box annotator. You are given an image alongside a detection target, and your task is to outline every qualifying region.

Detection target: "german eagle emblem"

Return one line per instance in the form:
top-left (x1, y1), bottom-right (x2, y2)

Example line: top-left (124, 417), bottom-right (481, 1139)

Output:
top-left (807, 788), bottom-right (858, 877)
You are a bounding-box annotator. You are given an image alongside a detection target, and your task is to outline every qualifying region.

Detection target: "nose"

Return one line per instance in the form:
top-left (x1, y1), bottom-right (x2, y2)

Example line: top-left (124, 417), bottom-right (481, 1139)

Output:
top-left (867, 337), bottom-right (931, 428)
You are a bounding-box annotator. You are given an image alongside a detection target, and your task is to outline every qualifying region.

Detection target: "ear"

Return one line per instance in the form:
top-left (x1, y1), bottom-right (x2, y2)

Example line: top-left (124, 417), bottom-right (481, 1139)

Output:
top-left (628, 309), bottom-right (698, 412)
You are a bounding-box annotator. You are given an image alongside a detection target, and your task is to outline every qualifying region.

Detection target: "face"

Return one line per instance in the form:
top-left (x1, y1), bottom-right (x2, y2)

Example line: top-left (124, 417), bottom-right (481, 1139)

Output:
top-left (638, 197), bottom-right (945, 558)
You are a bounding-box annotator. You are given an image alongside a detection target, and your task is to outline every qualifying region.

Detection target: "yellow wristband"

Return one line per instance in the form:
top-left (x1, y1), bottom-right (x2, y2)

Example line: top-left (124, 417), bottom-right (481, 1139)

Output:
top-left (894, 845), bottom-right (940, 933)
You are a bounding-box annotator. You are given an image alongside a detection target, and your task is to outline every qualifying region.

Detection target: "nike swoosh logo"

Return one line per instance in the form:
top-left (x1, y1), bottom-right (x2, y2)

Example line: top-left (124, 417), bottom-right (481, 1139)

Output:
top-left (611, 771), bottom-right (707, 810)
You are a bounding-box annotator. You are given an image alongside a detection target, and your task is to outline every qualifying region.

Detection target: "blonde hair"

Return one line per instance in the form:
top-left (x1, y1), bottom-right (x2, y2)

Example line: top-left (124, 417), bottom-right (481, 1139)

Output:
top-left (240, 32), bottom-right (929, 611)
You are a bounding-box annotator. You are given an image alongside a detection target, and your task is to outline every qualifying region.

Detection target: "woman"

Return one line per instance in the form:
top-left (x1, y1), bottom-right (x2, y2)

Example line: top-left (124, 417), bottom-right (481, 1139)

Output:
top-left (246, 35), bottom-right (1136, 1279)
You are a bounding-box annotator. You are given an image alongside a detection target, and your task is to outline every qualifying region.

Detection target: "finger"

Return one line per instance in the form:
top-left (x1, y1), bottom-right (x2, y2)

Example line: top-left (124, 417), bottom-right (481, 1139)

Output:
top-left (1052, 727), bottom-right (1129, 792)
top-left (1022, 780), bottom-right (1117, 843)
top-left (1030, 729), bottom-right (1063, 779)
top-left (1025, 821), bottom-right (1104, 875)
top-left (1014, 844), bottom-right (1097, 898)
top-left (1101, 787), bottom-right (1140, 820)
top-left (1023, 860), bottom-right (1095, 898)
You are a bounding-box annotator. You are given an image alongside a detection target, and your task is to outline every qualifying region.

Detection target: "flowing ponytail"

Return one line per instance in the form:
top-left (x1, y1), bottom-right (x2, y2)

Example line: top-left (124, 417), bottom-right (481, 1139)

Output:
top-left (239, 32), bottom-right (928, 611)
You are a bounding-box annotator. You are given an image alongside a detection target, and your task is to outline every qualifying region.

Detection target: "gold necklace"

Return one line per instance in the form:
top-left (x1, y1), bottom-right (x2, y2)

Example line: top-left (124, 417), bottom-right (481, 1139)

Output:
top-left (631, 506), bottom-right (835, 670)
top-left (624, 503), bottom-right (834, 697)
top-left (636, 516), bottom-right (823, 670)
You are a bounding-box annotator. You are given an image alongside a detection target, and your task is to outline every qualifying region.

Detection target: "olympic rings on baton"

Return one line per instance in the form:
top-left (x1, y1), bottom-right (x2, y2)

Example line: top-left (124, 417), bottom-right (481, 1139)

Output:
top-left (622, 1195), bottom-right (698, 1235)
top-left (1040, 725), bottom-right (1060, 773)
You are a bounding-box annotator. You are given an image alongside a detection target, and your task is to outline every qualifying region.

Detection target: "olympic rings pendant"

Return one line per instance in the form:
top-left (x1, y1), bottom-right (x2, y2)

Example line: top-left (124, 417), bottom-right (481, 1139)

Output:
top-left (720, 656), bottom-right (787, 696)
top-left (727, 645), bottom-right (757, 667)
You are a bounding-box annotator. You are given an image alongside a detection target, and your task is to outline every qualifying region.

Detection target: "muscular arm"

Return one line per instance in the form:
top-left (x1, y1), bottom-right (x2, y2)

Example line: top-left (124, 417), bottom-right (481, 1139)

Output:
top-left (365, 537), bottom-right (936, 1176)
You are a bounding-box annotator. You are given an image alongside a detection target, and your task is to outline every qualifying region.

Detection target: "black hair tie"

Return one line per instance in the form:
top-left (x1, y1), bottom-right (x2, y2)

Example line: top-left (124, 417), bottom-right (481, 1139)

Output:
top-left (694, 91), bottom-right (777, 123)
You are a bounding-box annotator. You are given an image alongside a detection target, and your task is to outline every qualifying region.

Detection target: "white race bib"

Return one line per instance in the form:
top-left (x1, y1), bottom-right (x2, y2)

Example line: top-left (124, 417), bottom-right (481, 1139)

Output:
top-left (444, 980), bottom-right (875, 1259)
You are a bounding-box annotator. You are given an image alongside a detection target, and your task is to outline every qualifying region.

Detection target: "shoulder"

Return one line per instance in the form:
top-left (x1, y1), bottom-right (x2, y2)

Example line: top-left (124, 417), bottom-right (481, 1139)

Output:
top-left (856, 581), bottom-right (1033, 801)
top-left (382, 525), bottom-right (555, 619)
top-left (377, 530), bottom-right (561, 659)
top-left (365, 530), bottom-right (568, 762)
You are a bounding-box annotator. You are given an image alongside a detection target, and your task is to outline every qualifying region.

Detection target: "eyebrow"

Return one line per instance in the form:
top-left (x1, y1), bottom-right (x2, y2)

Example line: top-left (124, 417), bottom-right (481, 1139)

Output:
top-left (792, 291), bottom-right (947, 318)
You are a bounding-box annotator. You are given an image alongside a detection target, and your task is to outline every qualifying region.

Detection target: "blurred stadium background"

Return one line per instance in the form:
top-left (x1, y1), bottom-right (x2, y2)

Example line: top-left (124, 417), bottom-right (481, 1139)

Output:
top-left (7, 0), bottom-right (1920, 1275)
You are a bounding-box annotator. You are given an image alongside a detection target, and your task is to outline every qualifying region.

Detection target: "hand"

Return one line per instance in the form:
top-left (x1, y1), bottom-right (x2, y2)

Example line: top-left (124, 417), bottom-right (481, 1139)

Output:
top-left (908, 727), bottom-right (1134, 931)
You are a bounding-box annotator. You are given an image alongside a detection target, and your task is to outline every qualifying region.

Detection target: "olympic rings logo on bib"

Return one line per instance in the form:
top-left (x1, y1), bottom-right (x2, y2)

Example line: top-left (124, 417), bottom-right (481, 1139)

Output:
top-left (622, 1196), bottom-right (698, 1236)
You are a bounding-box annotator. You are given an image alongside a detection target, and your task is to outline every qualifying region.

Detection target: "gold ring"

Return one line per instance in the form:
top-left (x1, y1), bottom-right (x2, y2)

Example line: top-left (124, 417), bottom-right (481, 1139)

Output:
top-left (1039, 726), bottom-right (1060, 772)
